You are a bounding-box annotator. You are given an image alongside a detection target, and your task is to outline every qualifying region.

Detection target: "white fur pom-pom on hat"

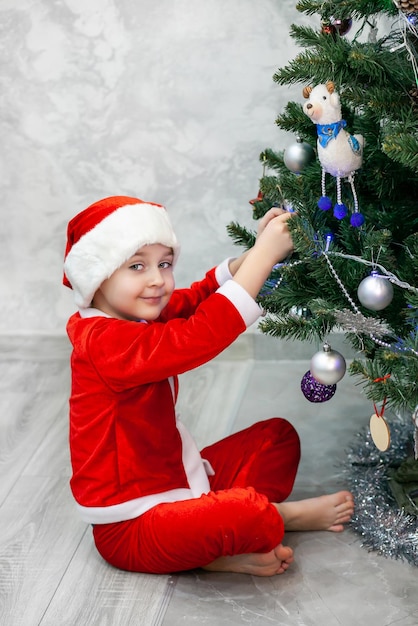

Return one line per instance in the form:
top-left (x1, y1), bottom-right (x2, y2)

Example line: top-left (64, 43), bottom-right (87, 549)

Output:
top-left (63, 195), bottom-right (180, 308)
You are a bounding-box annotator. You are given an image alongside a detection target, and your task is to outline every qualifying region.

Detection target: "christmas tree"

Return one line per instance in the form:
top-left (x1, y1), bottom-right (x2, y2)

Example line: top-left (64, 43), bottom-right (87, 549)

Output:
top-left (228, 0), bottom-right (418, 563)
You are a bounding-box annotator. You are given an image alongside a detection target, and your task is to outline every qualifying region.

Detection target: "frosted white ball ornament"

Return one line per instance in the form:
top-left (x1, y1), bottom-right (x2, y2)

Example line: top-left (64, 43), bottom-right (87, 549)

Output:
top-left (310, 343), bottom-right (347, 385)
top-left (357, 271), bottom-right (394, 311)
top-left (283, 137), bottom-right (316, 174)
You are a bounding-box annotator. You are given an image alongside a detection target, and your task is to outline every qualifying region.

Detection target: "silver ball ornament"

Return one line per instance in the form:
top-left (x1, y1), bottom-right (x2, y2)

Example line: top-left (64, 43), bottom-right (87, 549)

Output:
top-left (310, 343), bottom-right (346, 385)
top-left (283, 137), bottom-right (315, 174)
top-left (357, 271), bottom-right (394, 311)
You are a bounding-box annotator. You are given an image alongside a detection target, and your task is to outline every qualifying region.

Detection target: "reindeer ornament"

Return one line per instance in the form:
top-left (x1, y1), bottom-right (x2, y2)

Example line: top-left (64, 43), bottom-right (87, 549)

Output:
top-left (303, 81), bottom-right (365, 227)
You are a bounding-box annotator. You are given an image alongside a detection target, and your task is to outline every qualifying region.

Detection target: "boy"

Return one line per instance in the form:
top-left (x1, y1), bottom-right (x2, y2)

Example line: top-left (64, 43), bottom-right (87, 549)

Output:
top-left (63, 195), bottom-right (354, 576)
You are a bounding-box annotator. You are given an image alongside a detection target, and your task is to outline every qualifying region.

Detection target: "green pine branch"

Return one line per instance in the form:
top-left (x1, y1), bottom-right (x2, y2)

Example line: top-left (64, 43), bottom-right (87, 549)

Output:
top-left (226, 222), bottom-right (255, 250)
top-left (295, 0), bottom-right (398, 21)
top-left (382, 130), bottom-right (418, 172)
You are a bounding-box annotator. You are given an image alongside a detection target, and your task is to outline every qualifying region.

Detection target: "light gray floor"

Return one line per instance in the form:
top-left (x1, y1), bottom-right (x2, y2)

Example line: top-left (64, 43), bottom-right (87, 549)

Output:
top-left (1, 334), bottom-right (417, 625)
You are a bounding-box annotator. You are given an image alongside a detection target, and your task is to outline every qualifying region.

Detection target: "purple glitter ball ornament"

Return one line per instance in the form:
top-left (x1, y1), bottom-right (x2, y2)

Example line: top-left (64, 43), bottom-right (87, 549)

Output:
top-left (333, 202), bottom-right (348, 219)
top-left (301, 370), bottom-right (337, 403)
top-left (318, 196), bottom-right (332, 211)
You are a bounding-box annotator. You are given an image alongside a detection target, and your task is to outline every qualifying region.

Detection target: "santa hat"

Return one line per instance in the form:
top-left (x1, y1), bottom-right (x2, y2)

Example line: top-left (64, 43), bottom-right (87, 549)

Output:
top-left (63, 195), bottom-right (180, 308)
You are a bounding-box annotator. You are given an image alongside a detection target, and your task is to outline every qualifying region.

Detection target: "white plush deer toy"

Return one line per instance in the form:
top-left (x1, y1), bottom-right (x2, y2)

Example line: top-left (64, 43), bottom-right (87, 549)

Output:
top-left (302, 81), bottom-right (365, 227)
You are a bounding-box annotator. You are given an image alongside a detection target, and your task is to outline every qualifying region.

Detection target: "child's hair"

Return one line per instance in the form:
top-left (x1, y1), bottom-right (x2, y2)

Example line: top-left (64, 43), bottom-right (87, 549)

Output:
top-left (63, 196), bottom-right (180, 308)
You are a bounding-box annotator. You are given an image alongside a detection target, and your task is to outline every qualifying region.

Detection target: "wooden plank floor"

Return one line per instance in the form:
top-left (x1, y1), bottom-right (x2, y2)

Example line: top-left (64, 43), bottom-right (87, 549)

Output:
top-left (1, 335), bottom-right (417, 625)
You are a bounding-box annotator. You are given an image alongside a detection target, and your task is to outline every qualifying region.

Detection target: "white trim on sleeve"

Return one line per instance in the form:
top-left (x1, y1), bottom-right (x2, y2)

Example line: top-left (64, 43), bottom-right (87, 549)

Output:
top-left (215, 258), bottom-right (234, 286)
top-left (216, 280), bottom-right (262, 327)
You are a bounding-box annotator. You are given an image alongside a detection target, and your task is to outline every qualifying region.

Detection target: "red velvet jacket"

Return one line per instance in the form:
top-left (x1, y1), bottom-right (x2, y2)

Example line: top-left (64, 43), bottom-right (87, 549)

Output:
top-left (67, 262), bottom-right (262, 524)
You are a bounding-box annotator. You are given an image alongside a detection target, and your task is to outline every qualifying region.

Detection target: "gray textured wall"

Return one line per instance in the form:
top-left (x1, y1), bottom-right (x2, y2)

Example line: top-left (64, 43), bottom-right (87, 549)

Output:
top-left (0, 0), bottom-right (314, 333)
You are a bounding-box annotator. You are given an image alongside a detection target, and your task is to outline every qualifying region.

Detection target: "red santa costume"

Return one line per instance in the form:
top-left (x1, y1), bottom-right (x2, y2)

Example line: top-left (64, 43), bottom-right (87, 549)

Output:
top-left (63, 196), bottom-right (300, 574)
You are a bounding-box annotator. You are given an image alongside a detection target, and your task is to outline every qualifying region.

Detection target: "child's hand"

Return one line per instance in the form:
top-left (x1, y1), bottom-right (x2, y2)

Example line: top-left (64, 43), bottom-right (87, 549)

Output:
top-left (255, 207), bottom-right (295, 264)
top-left (256, 206), bottom-right (291, 240)
top-left (230, 206), bottom-right (295, 299)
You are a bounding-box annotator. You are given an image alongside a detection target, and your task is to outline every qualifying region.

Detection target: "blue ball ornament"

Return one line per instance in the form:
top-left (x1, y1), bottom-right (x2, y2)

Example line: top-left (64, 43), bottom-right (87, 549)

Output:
top-left (333, 202), bottom-right (348, 219)
top-left (350, 212), bottom-right (365, 228)
top-left (318, 196), bottom-right (332, 211)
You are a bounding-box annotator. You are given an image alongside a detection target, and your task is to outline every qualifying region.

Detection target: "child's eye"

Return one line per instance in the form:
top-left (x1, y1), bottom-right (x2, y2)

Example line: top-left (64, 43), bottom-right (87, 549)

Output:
top-left (129, 263), bottom-right (144, 271)
top-left (159, 261), bottom-right (172, 269)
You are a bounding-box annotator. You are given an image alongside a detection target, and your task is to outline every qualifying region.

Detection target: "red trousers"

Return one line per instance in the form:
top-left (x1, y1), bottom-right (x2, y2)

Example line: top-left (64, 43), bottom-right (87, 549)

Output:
top-left (92, 418), bottom-right (300, 573)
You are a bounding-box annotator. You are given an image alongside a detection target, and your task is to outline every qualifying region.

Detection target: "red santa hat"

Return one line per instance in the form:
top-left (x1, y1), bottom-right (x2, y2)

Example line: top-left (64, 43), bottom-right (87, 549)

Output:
top-left (63, 195), bottom-right (180, 308)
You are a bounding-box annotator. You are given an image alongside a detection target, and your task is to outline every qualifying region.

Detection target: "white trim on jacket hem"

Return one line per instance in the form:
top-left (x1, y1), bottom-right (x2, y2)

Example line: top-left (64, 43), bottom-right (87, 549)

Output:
top-left (76, 488), bottom-right (198, 524)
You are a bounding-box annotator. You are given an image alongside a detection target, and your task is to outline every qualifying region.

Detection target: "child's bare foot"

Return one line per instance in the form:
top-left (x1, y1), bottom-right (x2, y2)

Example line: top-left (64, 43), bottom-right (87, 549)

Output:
top-left (202, 543), bottom-right (294, 577)
top-left (276, 491), bottom-right (354, 533)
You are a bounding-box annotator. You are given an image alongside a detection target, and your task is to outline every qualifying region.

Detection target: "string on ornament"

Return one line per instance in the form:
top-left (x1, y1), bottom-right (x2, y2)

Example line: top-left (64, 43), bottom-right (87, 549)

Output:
top-left (372, 374), bottom-right (391, 416)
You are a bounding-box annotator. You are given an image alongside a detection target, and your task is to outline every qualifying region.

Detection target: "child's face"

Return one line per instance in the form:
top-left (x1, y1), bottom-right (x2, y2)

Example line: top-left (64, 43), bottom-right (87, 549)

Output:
top-left (92, 243), bottom-right (175, 321)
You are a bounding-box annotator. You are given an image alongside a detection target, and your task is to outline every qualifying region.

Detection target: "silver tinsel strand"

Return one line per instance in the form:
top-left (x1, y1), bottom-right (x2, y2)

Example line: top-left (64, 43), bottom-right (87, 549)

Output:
top-left (344, 420), bottom-right (418, 566)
